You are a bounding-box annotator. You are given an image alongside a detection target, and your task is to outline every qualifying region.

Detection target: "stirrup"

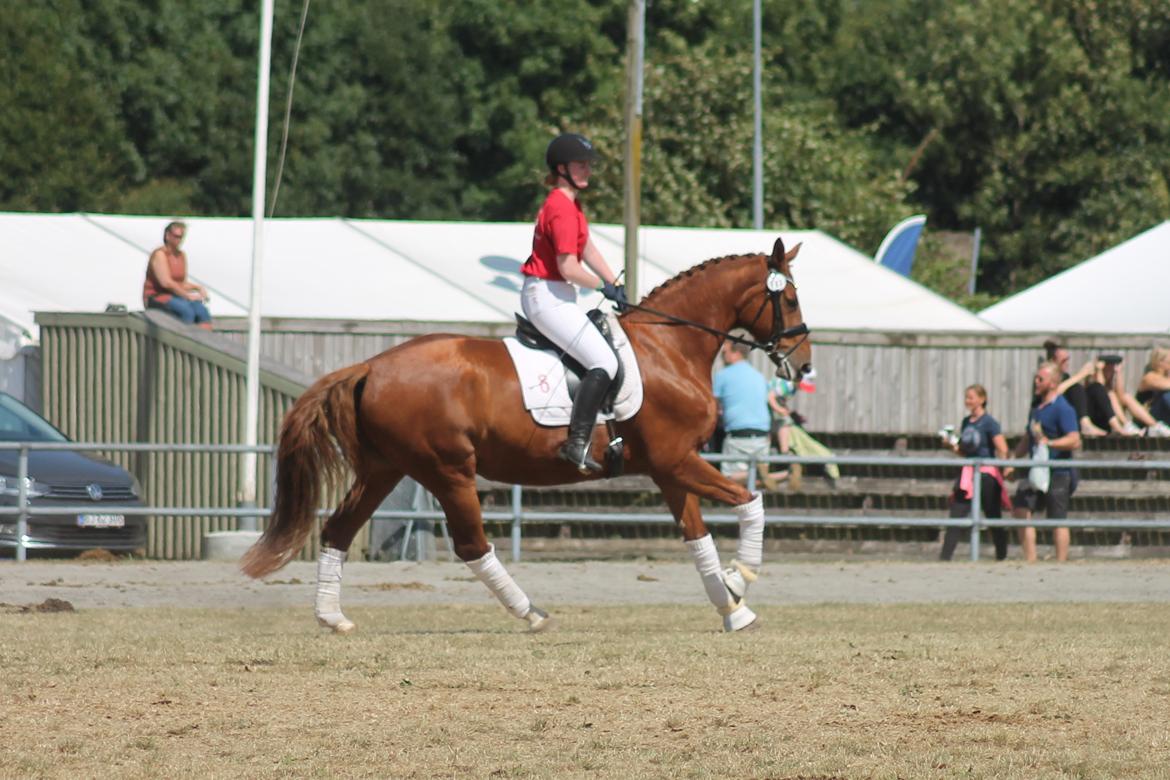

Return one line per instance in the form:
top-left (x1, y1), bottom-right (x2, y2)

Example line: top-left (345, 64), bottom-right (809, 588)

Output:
top-left (559, 439), bottom-right (602, 473)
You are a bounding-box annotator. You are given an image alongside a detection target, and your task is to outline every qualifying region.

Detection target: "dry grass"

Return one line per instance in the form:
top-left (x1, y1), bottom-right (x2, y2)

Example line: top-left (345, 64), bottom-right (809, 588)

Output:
top-left (2, 603), bottom-right (1169, 779)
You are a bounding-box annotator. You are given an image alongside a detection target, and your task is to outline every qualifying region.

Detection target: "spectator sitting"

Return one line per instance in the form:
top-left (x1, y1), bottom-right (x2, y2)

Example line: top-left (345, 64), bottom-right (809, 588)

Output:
top-left (767, 369), bottom-right (839, 490)
top-left (713, 339), bottom-right (774, 489)
top-left (1084, 354), bottom-right (1170, 437)
top-left (1136, 346), bottom-right (1170, 429)
top-left (143, 221), bottom-right (213, 330)
top-left (1043, 339), bottom-right (1100, 436)
top-left (766, 375), bottom-right (796, 483)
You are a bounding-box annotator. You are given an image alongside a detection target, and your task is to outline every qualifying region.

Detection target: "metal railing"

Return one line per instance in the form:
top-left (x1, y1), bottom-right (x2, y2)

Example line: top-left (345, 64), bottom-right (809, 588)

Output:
top-left (3, 442), bottom-right (1169, 563)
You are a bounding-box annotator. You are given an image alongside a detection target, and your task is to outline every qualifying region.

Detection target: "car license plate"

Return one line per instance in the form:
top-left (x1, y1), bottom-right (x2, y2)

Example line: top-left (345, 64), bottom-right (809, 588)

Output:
top-left (77, 514), bottom-right (125, 528)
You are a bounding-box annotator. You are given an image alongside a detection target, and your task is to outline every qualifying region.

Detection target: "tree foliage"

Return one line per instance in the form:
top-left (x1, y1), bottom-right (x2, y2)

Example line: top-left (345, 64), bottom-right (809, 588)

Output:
top-left (1, 0), bottom-right (1168, 302)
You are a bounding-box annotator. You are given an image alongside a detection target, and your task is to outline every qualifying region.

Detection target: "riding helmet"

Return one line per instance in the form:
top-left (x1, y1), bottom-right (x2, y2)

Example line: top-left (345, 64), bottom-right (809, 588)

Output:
top-left (546, 133), bottom-right (598, 172)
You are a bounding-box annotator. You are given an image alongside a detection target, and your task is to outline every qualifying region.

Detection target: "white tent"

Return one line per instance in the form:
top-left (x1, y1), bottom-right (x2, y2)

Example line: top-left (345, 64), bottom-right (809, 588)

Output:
top-left (979, 221), bottom-right (1170, 334)
top-left (0, 212), bottom-right (995, 346)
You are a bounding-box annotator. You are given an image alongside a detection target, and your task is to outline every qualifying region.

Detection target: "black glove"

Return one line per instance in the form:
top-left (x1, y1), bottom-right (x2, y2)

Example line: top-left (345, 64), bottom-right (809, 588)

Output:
top-left (600, 282), bottom-right (629, 312)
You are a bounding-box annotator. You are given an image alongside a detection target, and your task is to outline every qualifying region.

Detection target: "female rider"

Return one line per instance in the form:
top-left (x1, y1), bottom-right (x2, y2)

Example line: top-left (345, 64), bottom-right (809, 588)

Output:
top-left (521, 133), bottom-right (628, 472)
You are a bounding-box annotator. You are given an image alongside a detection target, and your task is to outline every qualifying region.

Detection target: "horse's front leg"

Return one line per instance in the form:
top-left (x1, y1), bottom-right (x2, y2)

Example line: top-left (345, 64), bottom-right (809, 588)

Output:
top-left (663, 452), bottom-right (767, 603)
top-left (660, 482), bottom-right (759, 633)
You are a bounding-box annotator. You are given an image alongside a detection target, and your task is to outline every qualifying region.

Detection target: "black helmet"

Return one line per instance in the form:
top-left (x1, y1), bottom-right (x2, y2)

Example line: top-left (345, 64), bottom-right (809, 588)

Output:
top-left (546, 133), bottom-right (598, 172)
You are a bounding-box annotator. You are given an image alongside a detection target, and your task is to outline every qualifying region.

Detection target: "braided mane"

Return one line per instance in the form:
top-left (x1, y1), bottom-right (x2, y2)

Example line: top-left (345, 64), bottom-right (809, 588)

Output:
top-left (639, 253), bottom-right (762, 306)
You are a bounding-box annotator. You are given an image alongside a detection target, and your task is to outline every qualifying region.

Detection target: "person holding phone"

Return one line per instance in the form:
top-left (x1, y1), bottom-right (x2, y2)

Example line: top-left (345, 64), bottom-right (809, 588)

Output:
top-left (939, 384), bottom-right (1011, 561)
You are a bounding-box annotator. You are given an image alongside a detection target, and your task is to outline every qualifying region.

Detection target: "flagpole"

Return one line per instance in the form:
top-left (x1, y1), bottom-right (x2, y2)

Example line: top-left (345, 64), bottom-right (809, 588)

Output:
top-left (240, 0), bottom-right (274, 529)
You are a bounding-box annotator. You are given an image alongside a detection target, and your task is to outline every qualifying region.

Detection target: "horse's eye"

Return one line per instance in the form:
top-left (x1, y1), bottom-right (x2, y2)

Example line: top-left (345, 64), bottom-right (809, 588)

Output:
top-left (786, 295), bottom-right (799, 310)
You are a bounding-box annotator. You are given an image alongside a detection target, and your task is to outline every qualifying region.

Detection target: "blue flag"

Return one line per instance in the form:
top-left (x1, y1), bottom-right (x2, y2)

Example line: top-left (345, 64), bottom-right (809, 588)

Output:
top-left (873, 215), bottom-right (926, 277)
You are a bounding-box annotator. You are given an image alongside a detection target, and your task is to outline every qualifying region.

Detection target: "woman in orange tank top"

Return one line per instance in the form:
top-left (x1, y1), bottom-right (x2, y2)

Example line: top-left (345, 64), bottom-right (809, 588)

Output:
top-left (143, 221), bottom-right (212, 329)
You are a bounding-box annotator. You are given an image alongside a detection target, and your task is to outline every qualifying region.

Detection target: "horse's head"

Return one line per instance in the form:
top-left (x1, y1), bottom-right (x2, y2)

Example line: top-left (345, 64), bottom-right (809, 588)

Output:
top-left (736, 237), bottom-right (812, 380)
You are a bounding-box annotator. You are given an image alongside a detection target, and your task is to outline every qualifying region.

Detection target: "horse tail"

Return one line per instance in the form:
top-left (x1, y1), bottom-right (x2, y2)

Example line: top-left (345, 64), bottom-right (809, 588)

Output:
top-left (240, 362), bottom-right (371, 579)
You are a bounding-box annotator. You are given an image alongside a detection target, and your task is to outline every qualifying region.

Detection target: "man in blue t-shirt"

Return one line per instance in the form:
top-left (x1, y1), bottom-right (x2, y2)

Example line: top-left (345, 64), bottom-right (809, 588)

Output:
top-left (1006, 360), bottom-right (1081, 562)
top-left (713, 341), bottom-right (771, 485)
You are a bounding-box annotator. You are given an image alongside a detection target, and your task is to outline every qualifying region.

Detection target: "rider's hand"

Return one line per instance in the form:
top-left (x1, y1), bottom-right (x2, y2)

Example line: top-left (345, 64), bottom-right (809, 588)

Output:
top-left (600, 282), bottom-right (629, 312)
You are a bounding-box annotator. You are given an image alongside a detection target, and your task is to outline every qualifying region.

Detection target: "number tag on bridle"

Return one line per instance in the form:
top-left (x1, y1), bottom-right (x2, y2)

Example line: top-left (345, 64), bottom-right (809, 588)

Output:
top-left (766, 271), bottom-right (789, 292)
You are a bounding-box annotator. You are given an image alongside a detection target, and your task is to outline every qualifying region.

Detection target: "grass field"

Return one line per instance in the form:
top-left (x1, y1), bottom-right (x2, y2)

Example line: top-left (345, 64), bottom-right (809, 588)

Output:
top-left (2, 603), bottom-right (1169, 779)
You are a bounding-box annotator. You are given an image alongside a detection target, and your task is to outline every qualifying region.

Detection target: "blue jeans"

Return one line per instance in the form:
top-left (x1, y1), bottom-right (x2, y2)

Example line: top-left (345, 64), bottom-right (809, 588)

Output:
top-left (148, 296), bottom-right (212, 325)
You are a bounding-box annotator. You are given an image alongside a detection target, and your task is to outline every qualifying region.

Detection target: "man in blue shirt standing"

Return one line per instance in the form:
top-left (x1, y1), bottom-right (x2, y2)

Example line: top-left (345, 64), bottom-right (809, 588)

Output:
top-left (1006, 360), bottom-right (1081, 562)
top-left (713, 340), bottom-right (772, 486)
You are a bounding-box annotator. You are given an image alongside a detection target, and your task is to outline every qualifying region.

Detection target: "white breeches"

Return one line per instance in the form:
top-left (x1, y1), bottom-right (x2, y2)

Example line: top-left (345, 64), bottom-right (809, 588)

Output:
top-left (521, 276), bottom-right (618, 378)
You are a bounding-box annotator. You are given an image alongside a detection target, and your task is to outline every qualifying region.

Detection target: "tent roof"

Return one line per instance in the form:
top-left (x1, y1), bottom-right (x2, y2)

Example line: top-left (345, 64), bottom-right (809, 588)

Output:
top-left (0, 212), bottom-right (994, 343)
top-left (979, 221), bottom-right (1170, 334)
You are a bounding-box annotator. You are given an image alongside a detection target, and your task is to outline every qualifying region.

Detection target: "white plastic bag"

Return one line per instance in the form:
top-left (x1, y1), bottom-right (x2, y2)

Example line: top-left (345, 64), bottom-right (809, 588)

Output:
top-left (1028, 443), bottom-right (1051, 493)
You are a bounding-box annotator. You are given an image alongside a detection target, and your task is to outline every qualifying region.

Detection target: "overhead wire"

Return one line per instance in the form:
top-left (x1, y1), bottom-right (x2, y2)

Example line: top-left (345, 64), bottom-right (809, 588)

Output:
top-left (268, 0), bottom-right (311, 217)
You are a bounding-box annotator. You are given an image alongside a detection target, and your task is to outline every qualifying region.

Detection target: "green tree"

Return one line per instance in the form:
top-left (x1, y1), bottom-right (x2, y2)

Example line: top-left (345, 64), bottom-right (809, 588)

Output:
top-left (0, 2), bottom-right (140, 210)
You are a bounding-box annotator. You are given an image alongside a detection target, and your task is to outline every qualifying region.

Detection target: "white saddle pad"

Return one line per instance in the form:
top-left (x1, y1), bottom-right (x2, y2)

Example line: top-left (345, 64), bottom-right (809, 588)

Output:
top-left (503, 313), bottom-right (644, 428)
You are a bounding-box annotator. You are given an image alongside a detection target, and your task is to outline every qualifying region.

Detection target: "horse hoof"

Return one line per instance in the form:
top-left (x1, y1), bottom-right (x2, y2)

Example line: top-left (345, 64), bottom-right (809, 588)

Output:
top-left (722, 604), bottom-right (759, 633)
top-left (525, 606), bottom-right (554, 633)
top-left (317, 615), bottom-right (356, 634)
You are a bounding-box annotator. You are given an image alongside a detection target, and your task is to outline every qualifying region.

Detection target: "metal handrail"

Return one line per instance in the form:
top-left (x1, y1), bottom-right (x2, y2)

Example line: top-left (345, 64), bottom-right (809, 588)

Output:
top-left (3, 442), bottom-right (1169, 562)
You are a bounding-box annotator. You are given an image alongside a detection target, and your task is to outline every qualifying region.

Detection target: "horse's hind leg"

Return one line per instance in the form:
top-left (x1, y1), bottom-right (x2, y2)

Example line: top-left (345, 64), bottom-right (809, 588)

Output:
top-left (422, 465), bottom-right (552, 632)
top-left (316, 467), bottom-right (402, 634)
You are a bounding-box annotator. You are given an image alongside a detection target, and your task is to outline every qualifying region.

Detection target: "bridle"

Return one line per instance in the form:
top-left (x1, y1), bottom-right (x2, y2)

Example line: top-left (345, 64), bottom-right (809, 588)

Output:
top-left (614, 265), bottom-right (810, 379)
top-left (751, 268), bottom-right (811, 379)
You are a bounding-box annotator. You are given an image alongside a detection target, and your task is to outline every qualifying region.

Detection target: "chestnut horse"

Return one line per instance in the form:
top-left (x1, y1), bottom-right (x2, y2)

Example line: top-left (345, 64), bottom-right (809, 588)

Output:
top-left (242, 237), bottom-right (812, 632)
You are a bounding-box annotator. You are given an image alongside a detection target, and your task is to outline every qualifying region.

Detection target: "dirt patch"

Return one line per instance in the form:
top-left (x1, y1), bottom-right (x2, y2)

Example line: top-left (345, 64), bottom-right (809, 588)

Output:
top-left (76, 549), bottom-right (119, 562)
top-left (1, 597), bottom-right (76, 613)
top-left (356, 581), bottom-right (434, 591)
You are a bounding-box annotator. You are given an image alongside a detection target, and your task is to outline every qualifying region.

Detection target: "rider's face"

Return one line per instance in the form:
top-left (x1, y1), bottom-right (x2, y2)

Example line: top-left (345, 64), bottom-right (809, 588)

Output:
top-left (566, 160), bottom-right (592, 188)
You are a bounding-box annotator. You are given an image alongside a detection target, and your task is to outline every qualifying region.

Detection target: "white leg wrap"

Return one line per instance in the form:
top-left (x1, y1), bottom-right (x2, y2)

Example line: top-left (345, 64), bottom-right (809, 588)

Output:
top-left (734, 492), bottom-right (765, 569)
top-left (466, 545), bottom-right (532, 620)
top-left (315, 547), bottom-right (356, 634)
top-left (686, 534), bottom-right (736, 613)
top-left (725, 493), bottom-right (765, 600)
top-left (687, 534), bottom-right (759, 632)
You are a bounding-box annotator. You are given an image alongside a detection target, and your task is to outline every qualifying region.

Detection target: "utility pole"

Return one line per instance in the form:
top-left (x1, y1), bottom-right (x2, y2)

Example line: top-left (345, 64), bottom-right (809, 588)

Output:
top-left (623, 0), bottom-right (645, 301)
top-left (752, 0), bottom-right (763, 229)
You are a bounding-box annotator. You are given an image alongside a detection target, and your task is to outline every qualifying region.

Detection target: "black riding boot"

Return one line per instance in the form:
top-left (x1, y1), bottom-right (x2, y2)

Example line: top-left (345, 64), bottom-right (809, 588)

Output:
top-left (559, 367), bottom-right (611, 473)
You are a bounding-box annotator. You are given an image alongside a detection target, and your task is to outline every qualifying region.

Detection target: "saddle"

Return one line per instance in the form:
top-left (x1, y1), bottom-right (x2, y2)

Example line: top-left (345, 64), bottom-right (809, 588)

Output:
top-left (513, 310), bottom-right (626, 414)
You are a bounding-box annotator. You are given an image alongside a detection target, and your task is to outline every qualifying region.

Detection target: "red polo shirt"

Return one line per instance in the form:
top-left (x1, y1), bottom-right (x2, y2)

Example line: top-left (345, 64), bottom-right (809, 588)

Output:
top-left (521, 189), bottom-right (589, 281)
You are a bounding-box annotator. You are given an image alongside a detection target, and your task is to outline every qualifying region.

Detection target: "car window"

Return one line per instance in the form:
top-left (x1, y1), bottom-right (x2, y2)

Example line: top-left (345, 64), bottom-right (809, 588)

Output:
top-left (0, 394), bottom-right (69, 442)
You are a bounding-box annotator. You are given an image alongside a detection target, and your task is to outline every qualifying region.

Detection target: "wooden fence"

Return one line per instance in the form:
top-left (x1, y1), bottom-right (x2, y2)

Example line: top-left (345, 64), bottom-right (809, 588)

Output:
top-left (36, 311), bottom-right (319, 560)
top-left (33, 311), bottom-right (1170, 560)
top-left (213, 316), bottom-right (1170, 435)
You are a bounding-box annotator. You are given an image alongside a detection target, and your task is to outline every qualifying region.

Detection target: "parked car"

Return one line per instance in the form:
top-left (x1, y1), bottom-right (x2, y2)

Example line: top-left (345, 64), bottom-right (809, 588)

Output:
top-left (0, 392), bottom-right (145, 553)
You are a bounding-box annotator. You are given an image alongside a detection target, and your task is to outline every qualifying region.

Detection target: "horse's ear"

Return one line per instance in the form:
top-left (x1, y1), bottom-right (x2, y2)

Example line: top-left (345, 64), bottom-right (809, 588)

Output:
top-left (768, 237), bottom-right (786, 269)
top-left (784, 242), bottom-right (802, 265)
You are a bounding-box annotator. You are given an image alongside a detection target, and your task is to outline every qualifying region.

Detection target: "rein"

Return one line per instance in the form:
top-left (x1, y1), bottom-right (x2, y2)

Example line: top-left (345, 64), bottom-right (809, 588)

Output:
top-left (615, 268), bottom-right (810, 371)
